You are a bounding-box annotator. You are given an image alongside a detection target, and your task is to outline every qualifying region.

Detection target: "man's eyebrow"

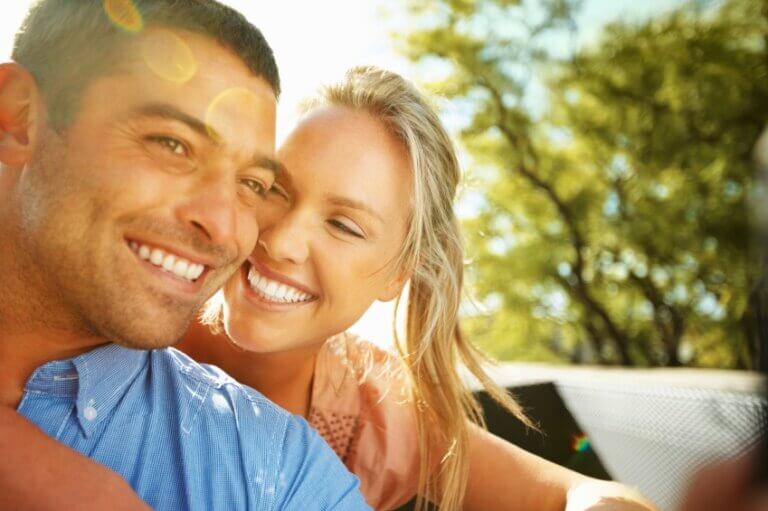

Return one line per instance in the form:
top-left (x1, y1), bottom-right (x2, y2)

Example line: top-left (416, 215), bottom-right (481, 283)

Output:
top-left (255, 156), bottom-right (284, 176)
top-left (131, 102), bottom-right (282, 176)
top-left (132, 103), bottom-right (217, 140)
top-left (326, 194), bottom-right (384, 222)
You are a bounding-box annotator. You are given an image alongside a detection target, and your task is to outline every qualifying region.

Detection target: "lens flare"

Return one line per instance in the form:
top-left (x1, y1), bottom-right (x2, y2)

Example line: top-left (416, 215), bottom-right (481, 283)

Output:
top-left (103, 0), bottom-right (143, 33)
top-left (141, 31), bottom-right (198, 85)
top-left (205, 88), bottom-right (265, 140)
top-left (572, 433), bottom-right (591, 453)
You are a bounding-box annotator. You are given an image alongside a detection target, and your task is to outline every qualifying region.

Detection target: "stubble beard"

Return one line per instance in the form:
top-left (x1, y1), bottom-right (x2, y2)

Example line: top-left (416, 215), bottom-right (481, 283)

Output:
top-left (15, 134), bottom-right (204, 351)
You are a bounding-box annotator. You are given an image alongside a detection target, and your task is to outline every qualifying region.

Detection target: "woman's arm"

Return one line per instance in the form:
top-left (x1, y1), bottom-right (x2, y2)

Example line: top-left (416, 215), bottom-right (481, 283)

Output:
top-left (463, 425), bottom-right (659, 511)
top-left (0, 407), bottom-right (150, 511)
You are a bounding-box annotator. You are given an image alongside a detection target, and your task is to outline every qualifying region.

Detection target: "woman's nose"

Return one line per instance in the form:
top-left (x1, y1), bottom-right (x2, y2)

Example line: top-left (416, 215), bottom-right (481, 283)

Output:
top-left (256, 210), bottom-right (310, 265)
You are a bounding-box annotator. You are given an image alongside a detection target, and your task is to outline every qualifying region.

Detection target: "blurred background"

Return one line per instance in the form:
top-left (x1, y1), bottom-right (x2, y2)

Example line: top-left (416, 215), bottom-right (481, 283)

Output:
top-left (396, 0), bottom-right (765, 370)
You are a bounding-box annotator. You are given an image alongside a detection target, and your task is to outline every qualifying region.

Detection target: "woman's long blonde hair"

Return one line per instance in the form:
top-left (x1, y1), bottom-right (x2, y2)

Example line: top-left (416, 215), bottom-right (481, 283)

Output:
top-left (305, 66), bottom-right (534, 510)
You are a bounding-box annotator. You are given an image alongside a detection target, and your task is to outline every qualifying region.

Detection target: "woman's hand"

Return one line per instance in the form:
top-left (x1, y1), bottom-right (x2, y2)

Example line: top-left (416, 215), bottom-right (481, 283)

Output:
top-left (0, 406), bottom-right (150, 511)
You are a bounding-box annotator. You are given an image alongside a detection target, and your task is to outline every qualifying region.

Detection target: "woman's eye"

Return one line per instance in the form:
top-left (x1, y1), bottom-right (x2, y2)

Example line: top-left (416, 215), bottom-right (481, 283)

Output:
top-left (146, 135), bottom-right (188, 157)
top-left (328, 219), bottom-right (365, 239)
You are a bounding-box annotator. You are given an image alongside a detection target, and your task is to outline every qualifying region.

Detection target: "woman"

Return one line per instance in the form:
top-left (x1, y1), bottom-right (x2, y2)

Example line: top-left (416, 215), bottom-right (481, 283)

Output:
top-left (1, 67), bottom-right (657, 511)
top-left (175, 66), bottom-right (655, 511)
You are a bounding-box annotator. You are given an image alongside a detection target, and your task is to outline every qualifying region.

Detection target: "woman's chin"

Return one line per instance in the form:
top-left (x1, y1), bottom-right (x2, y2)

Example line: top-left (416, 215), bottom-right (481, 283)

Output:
top-left (223, 327), bottom-right (268, 353)
top-left (223, 321), bottom-right (293, 355)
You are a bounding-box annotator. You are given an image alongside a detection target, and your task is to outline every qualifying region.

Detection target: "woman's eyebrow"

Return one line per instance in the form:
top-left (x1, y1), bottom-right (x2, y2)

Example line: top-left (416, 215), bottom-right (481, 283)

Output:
top-left (326, 194), bottom-right (384, 222)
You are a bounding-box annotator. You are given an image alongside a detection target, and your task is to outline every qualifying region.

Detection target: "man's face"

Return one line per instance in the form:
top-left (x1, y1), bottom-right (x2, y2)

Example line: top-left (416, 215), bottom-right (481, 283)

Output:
top-left (16, 28), bottom-right (277, 348)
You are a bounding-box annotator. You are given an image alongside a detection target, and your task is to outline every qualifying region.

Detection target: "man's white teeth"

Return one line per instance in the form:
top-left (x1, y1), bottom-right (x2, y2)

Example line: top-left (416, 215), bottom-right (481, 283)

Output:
top-left (162, 255), bottom-right (175, 272)
top-left (150, 249), bottom-right (164, 265)
top-left (247, 266), bottom-right (314, 304)
top-left (130, 242), bottom-right (205, 282)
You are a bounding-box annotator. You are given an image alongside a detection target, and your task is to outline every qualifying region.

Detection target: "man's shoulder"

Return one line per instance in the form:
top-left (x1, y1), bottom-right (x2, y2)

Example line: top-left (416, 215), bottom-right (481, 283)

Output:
top-left (148, 346), bottom-right (288, 415)
top-left (144, 346), bottom-right (297, 449)
top-left (117, 346), bottom-right (369, 509)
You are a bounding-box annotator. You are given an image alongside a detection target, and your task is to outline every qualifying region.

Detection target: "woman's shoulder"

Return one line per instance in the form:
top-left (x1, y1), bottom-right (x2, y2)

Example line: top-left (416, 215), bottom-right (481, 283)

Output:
top-left (312, 331), bottom-right (411, 414)
top-left (322, 332), bottom-right (406, 378)
top-left (310, 332), bottom-right (420, 510)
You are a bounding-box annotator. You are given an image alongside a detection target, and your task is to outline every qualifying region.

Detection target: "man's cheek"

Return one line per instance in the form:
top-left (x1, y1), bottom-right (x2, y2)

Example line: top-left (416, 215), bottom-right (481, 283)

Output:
top-left (239, 220), bottom-right (261, 260)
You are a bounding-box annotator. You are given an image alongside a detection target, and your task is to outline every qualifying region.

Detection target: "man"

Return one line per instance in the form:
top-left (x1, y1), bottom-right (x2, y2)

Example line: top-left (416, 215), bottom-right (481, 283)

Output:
top-left (0, 1), bottom-right (368, 509)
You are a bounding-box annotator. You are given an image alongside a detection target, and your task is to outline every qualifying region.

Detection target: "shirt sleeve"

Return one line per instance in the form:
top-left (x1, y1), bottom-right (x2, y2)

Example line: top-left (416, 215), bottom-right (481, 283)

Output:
top-left (272, 416), bottom-right (371, 511)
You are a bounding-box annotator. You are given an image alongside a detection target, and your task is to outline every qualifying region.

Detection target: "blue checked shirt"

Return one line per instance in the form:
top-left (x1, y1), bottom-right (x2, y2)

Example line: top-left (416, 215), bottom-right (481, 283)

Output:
top-left (17, 344), bottom-right (371, 510)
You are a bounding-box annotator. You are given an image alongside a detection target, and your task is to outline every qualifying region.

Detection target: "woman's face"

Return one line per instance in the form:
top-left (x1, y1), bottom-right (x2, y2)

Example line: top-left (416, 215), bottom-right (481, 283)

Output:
top-left (221, 106), bottom-right (413, 353)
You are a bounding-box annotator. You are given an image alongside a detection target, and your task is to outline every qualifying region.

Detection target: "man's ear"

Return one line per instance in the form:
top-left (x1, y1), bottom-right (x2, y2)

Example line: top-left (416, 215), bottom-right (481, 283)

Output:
top-left (377, 264), bottom-right (412, 303)
top-left (0, 63), bottom-right (43, 168)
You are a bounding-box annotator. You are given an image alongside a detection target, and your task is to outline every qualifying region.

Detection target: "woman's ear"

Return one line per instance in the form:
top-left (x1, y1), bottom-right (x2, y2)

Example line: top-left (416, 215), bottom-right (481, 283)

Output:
top-left (378, 264), bottom-right (412, 303)
top-left (0, 63), bottom-right (43, 168)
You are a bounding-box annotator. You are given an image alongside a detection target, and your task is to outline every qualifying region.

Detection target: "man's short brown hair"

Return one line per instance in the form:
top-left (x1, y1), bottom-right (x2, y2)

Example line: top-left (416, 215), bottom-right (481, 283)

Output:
top-left (13, 0), bottom-right (280, 130)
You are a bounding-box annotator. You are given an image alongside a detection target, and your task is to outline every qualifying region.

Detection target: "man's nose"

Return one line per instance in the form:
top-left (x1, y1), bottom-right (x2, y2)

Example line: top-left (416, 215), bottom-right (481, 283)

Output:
top-left (175, 173), bottom-right (255, 262)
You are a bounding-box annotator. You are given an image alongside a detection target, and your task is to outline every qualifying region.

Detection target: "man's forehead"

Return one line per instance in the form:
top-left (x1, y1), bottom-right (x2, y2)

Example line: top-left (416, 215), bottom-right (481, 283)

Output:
top-left (138, 29), bottom-right (200, 85)
top-left (112, 27), bottom-right (271, 98)
top-left (93, 28), bottom-right (277, 144)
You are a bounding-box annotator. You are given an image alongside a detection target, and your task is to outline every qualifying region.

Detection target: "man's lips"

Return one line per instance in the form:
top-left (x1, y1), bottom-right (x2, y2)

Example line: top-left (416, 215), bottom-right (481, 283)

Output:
top-left (127, 238), bottom-right (210, 285)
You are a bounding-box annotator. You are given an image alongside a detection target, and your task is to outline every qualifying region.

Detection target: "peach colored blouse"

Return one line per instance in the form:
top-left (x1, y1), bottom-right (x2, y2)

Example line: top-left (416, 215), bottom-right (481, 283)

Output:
top-left (308, 333), bottom-right (420, 510)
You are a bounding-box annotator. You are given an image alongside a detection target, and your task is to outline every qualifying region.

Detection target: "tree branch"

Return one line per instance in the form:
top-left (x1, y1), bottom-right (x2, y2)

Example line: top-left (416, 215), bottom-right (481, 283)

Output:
top-left (628, 272), bottom-right (685, 366)
top-left (478, 75), bottom-right (635, 364)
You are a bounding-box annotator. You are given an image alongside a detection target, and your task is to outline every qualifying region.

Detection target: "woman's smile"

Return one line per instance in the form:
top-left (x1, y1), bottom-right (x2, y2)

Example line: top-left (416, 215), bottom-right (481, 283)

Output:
top-left (241, 259), bottom-right (318, 310)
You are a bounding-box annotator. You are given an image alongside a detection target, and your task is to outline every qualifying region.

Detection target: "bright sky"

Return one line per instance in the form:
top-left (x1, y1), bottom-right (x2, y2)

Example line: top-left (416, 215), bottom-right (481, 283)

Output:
top-left (0, 1), bottom-right (410, 140)
top-left (0, 0), bottom-right (688, 350)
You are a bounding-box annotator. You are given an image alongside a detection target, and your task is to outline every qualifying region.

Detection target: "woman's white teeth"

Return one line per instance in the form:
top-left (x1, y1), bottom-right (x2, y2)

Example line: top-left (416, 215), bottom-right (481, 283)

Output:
top-left (247, 266), bottom-right (313, 304)
top-left (131, 242), bottom-right (205, 282)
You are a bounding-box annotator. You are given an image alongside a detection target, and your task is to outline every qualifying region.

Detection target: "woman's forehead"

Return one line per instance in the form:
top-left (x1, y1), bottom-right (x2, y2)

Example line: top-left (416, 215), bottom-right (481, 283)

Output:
top-left (279, 106), bottom-right (411, 179)
top-left (276, 106), bottom-right (413, 224)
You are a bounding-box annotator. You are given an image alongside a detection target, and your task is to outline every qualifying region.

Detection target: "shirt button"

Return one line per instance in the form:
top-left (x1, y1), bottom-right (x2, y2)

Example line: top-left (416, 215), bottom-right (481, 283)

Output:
top-left (83, 406), bottom-right (98, 421)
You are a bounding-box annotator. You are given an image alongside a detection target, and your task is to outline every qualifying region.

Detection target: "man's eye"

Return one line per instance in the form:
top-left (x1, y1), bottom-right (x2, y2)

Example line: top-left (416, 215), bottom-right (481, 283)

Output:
top-left (146, 135), bottom-right (187, 156)
top-left (240, 178), bottom-right (268, 197)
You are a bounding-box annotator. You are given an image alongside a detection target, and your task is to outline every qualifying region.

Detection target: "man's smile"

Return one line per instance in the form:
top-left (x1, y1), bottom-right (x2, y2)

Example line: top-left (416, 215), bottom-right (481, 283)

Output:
top-left (127, 238), bottom-right (211, 291)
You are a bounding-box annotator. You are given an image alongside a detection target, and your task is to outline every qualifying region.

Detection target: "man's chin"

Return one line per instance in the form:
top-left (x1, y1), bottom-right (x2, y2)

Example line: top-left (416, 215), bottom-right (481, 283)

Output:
top-left (95, 311), bottom-right (193, 351)
top-left (112, 336), bottom-right (179, 351)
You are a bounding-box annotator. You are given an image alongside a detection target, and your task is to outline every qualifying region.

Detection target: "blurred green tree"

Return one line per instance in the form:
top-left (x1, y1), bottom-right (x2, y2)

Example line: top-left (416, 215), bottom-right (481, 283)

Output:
top-left (397, 0), bottom-right (768, 367)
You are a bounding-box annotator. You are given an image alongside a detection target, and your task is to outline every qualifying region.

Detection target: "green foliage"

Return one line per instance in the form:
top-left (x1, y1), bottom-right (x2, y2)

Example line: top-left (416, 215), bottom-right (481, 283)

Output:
top-left (398, 0), bottom-right (768, 367)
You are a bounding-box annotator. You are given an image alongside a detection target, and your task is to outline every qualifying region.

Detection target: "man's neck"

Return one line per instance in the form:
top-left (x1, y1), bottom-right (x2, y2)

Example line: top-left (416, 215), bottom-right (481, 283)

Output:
top-left (0, 207), bottom-right (105, 408)
top-left (0, 325), bottom-right (107, 409)
top-left (177, 323), bottom-right (319, 417)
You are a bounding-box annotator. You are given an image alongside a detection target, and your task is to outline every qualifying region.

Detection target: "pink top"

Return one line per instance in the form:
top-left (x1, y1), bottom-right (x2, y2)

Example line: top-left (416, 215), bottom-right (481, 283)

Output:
top-left (308, 332), bottom-right (420, 510)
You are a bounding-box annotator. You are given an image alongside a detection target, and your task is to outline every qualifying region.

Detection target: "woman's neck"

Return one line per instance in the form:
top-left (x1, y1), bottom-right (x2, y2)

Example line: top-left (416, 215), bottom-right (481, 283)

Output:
top-left (177, 322), bottom-right (318, 417)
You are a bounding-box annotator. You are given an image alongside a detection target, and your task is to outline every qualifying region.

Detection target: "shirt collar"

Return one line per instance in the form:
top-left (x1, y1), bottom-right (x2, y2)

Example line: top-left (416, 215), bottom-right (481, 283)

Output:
top-left (25, 343), bottom-right (148, 437)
